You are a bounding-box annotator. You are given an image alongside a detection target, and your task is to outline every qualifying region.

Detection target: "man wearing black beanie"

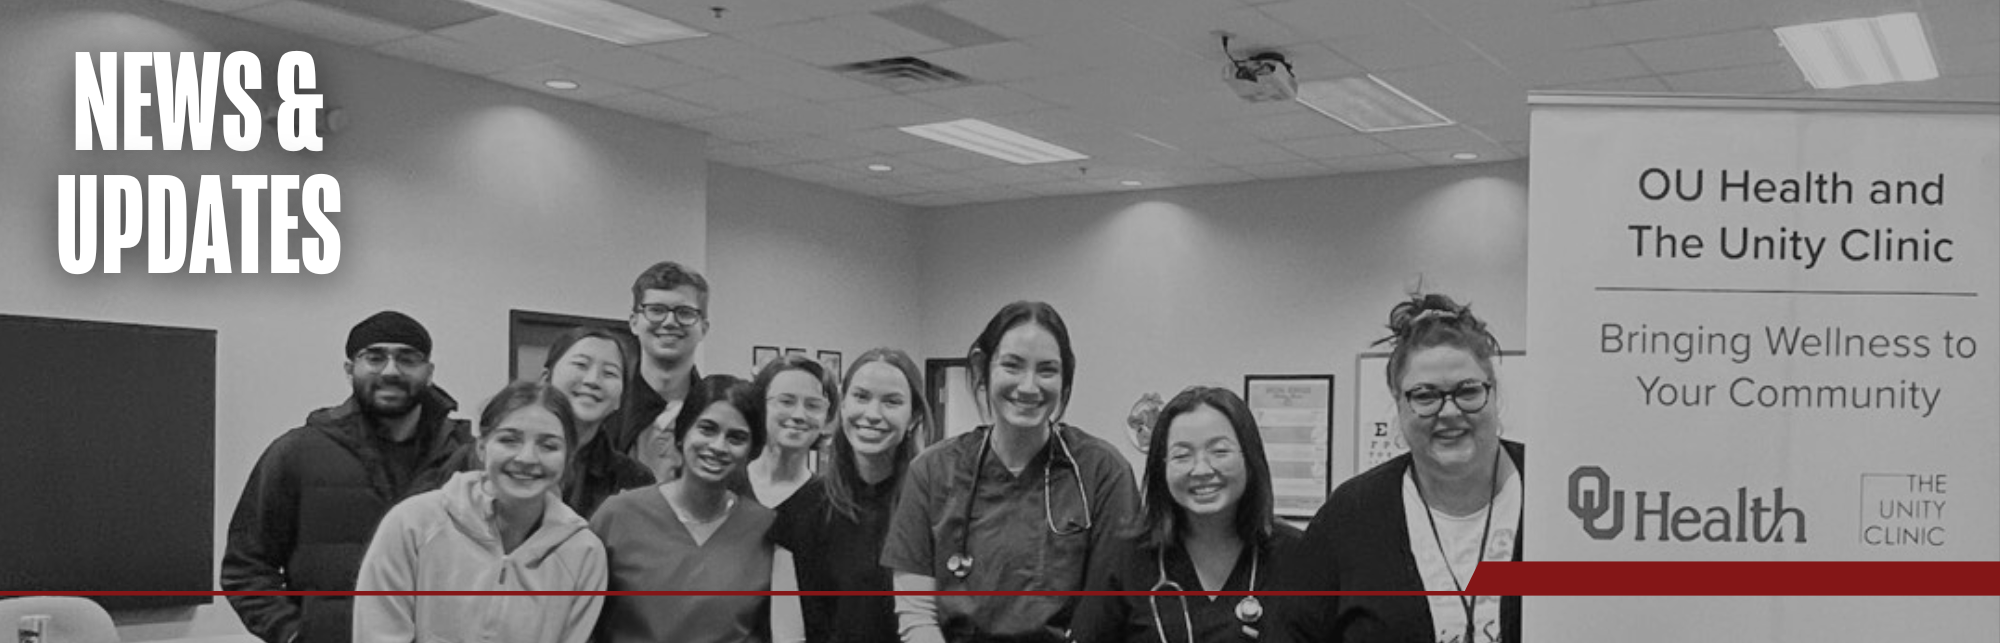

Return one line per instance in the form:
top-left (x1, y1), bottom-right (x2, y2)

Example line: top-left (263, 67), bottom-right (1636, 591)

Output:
top-left (221, 310), bottom-right (472, 643)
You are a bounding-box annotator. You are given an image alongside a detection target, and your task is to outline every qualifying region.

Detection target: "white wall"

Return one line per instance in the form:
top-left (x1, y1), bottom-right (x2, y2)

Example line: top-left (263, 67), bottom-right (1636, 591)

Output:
top-left (705, 163), bottom-right (924, 379)
top-left (0, 1), bottom-right (706, 639)
top-left (915, 162), bottom-right (1530, 484)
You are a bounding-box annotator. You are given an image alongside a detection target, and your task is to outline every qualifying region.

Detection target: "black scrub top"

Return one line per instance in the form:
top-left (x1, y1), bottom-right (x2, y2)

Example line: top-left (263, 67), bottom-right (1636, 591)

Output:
top-left (769, 470), bottom-right (901, 643)
top-left (1070, 524), bottom-right (1302, 643)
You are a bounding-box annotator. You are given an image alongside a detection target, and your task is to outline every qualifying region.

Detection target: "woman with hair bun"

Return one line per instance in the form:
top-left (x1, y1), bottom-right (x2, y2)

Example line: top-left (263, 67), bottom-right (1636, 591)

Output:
top-left (1269, 292), bottom-right (1523, 643)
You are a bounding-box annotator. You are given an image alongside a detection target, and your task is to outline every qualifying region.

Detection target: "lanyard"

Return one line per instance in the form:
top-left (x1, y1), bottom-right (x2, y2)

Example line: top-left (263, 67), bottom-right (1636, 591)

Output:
top-left (1411, 449), bottom-right (1502, 643)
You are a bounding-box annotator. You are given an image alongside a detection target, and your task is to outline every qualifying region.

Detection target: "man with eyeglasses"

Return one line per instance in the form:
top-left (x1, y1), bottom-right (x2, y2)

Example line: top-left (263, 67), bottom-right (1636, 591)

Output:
top-left (616, 261), bottom-right (711, 483)
top-left (222, 311), bottom-right (472, 643)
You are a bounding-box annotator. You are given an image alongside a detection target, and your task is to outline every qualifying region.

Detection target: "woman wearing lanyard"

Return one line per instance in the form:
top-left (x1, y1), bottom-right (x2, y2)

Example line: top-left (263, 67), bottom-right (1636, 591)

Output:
top-left (1070, 386), bottom-right (1301, 643)
top-left (592, 374), bottom-right (775, 643)
top-left (881, 301), bottom-right (1141, 643)
top-left (1269, 292), bottom-right (1523, 643)
top-left (768, 348), bottom-right (931, 643)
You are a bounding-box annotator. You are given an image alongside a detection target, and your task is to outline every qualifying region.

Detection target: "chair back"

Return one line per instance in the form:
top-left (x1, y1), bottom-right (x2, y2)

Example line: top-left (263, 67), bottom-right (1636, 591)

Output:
top-left (0, 596), bottom-right (119, 643)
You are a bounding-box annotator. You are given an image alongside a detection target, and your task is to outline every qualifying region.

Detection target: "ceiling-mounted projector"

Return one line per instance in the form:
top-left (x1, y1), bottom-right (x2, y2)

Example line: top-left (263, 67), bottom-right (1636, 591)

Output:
top-left (1223, 51), bottom-right (1296, 103)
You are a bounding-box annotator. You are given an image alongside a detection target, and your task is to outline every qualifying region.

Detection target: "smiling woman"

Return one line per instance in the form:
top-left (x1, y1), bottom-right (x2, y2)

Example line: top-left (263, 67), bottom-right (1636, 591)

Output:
top-left (354, 380), bottom-right (606, 643)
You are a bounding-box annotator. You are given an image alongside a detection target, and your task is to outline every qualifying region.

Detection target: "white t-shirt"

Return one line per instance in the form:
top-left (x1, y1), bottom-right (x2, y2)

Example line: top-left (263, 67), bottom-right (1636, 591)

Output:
top-left (1402, 467), bottom-right (1521, 643)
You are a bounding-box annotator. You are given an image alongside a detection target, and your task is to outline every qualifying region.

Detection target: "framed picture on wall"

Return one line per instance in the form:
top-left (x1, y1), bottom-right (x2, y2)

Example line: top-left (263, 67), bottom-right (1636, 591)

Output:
top-left (817, 350), bottom-right (843, 382)
top-left (1244, 374), bottom-right (1335, 520)
top-left (508, 310), bottom-right (633, 382)
top-left (753, 345), bottom-right (780, 372)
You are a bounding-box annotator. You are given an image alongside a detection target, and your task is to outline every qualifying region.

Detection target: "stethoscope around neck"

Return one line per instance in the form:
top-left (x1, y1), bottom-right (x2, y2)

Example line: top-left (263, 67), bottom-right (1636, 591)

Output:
top-left (1148, 545), bottom-right (1263, 643)
top-left (943, 424), bottom-right (1093, 580)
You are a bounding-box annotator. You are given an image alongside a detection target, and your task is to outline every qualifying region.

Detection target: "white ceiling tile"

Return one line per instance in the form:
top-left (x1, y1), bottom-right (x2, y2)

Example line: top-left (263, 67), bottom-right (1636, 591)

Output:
top-left (1319, 152), bottom-right (1424, 173)
top-left (901, 148), bottom-right (1008, 171)
top-left (592, 91), bottom-right (720, 122)
top-left (950, 185), bottom-right (1041, 203)
top-left (1239, 160), bottom-right (1334, 180)
top-left (921, 41), bottom-right (1082, 83)
top-left (846, 156), bottom-right (938, 176)
top-left (1928, 0), bottom-right (2000, 47)
top-left (645, 35), bottom-right (815, 78)
top-left (664, 77), bottom-right (806, 112)
top-left (741, 102), bottom-right (882, 134)
top-left (1261, 0), bottom-right (1434, 42)
top-left (1124, 121), bottom-right (1268, 151)
top-left (373, 35), bottom-right (543, 76)
top-left (1554, 76), bottom-right (1673, 93)
top-left (934, 0), bottom-right (1121, 39)
top-left (1590, 0), bottom-right (1766, 43)
top-left (1503, 46), bottom-right (1652, 88)
top-left (895, 171), bottom-right (990, 190)
top-left (820, 13), bottom-right (953, 53)
top-left (900, 192), bottom-right (971, 207)
top-left (1164, 166), bottom-right (1258, 186)
top-left (162, 0), bottom-right (278, 12)
top-left (1409, 0), bottom-right (1593, 25)
top-left (1369, 126), bottom-right (1494, 153)
top-left (685, 114), bottom-right (801, 142)
top-left (840, 177), bottom-right (931, 198)
top-left (770, 0), bottom-right (926, 19)
top-left (755, 136), bottom-right (877, 161)
top-left (1410, 143), bottom-right (1517, 166)
top-left (1628, 29), bottom-right (1786, 75)
top-left (1944, 40), bottom-right (2000, 76)
top-left (1738, 0), bottom-right (1914, 28)
top-left (733, 20), bottom-right (905, 65)
top-left (558, 48), bottom-right (717, 90)
top-left (1024, 22), bottom-right (1209, 75)
top-left (1016, 181), bottom-right (1101, 197)
top-left (1462, 117), bottom-right (1531, 144)
top-left (907, 85), bottom-right (1053, 117)
top-left (708, 143), bottom-right (801, 168)
top-left (1661, 62), bottom-right (1807, 94)
top-left (1128, 5), bottom-right (1317, 58)
top-left (1273, 44), bottom-right (1367, 83)
top-left (740, 67), bottom-right (891, 102)
top-left (1228, 111), bottom-right (1362, 141)
top-left (431, 15), bottom-right (615, 63)
top-left (765, 161), bottom-right (869, 184)
top-left (835, 128), bottom-right (943, 153)
top-left (1418, 88), bottom-right (1529, 126)
top-left (1328, 25), bottom-right (1486, 72)
top-left (621, 0), bottom-right (810, 34)
top-left (1202, 143), bottom-right (1306, 166)
top-left (825, 95), bottom-right (961, 127)
top-left (235, 0), bottom-right (419, 47)
top-left (960, 165), bottom-right (1066, 185)
top-left (1278, 134), bottom-right (1393, 159)
top-left (487, 63), bottom-right (636, 100)
top-left (1376, 60), bottom-right (1525, 103)
top-left (1453, 9), bottom-right (1620, 59)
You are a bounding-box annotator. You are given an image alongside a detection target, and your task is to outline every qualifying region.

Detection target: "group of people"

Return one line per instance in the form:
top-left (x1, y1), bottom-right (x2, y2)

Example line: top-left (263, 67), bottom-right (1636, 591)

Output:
top-left (219, 260), bottom-right (1525, 643)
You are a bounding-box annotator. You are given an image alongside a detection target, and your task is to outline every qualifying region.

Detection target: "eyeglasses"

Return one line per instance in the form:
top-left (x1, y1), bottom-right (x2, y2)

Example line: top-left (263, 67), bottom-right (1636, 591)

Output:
top-left (634, 304), bottom-right (705, 326)
top-left (767, 394), bottom-right (830, 416)
top-left (353, 348), bottom-right (428, 372)
top-left (1402, 381), bottom-right (1492, 418)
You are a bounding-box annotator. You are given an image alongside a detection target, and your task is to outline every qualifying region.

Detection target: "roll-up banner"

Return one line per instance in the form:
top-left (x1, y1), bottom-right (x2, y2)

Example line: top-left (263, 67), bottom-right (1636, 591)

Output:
top-left (1520, 93), bottom-right (1999, 640)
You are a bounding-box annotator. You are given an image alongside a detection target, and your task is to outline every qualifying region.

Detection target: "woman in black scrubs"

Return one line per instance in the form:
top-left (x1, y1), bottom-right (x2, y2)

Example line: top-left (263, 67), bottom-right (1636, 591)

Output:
top-left (1071, 386), bottom-right (1300, 643)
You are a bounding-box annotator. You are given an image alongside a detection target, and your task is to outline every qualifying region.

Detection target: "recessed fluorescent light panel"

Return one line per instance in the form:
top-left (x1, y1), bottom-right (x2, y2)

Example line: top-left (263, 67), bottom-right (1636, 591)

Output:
top-left (1776, 12), bottom-right (1938, 89)
top-left (1295, 75), bottom-right (1452, 133)
top-left (899, 119), bottom-right (1088, 165)
top-left (459, 0), bottom-right (707, 45)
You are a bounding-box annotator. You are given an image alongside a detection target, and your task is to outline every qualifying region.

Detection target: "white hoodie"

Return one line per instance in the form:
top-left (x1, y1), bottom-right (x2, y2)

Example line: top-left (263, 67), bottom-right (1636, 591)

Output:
top-left (355, 470), bottom-right (606, 643)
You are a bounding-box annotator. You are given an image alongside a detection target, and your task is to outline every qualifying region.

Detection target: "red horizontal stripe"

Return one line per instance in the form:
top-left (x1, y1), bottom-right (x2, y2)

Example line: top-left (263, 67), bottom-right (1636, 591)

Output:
top-left (11, 563), bottom-right (1996, 598)
top-left (1465, 561), bottom-right (2000, 596)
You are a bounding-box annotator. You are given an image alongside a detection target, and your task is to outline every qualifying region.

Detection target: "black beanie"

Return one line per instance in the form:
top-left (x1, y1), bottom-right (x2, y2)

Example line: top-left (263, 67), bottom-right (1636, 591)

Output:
top-left (346, 311), bottom-right (432, 358)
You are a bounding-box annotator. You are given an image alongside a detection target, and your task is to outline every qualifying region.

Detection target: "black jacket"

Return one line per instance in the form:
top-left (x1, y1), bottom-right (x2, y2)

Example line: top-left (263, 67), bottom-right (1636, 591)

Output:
top-left (1267, 440), bottom-right (1524, 643)
top-left (220, 387), bottom-right (471, 643)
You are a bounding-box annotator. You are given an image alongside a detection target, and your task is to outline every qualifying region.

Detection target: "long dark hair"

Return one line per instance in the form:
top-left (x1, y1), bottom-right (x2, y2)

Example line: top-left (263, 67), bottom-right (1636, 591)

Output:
top-left (820, 348), bottom-right (928, 523)
top-left (1137, 386), bottom-right (1275, 550)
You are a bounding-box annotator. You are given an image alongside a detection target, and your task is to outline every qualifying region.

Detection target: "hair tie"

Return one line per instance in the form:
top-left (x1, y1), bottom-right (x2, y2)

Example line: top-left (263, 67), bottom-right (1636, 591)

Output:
top-left (1411, 308), bottom-right (1460, 324)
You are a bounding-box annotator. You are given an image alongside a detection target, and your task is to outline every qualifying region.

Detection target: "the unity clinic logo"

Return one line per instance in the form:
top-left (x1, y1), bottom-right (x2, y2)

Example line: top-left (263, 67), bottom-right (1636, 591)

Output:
top-left (1568, 466), bottom-right (1809, 543)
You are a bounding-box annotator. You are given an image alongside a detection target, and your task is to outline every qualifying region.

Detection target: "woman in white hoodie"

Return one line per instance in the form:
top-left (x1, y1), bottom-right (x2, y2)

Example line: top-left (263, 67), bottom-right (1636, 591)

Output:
top-left (354, 380), bottom-right (608, 643)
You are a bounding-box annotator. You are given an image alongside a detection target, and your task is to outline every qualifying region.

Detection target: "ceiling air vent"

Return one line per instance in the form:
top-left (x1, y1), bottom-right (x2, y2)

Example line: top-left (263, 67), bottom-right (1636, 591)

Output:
top-left (829, 57), bottom-right (973, 93)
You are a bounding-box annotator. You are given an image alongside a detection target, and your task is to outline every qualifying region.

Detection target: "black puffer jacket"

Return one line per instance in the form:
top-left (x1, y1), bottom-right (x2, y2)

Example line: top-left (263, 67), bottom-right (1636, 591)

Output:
top-left (220, 387), bottom-right (472, 643)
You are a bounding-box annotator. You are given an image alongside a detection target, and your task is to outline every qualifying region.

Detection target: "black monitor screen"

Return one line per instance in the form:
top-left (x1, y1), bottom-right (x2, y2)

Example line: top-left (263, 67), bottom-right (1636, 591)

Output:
top-left (0, 314), bottom-right (215, 610)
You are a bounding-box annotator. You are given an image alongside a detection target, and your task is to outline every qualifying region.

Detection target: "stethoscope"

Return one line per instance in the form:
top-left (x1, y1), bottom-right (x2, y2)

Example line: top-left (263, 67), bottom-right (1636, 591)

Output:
top-left (1148, 546), bottom-right (1262, 643)
top-left (943, 424), bottom-right (1093, 579)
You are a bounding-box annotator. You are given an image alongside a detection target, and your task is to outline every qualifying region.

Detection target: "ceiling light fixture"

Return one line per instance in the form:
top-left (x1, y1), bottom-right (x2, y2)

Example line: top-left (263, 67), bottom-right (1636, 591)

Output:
top-left (1295, 75), bottom-right (1453, 133)
top-left (867, 164), bottom-right (894, 172)
top-left (1451, 152), bottom-right (1479, 161)
top-left (1776, 12), bottom-right (1938, 89)
top-left (543, 79), bottom-right (580, 90)
top-left (898, 118), bottom-right (1088, 165)
top-left (1120, 180), bottom-right (1143, 186)
top-left (458, 0), bottom-right (708, 46)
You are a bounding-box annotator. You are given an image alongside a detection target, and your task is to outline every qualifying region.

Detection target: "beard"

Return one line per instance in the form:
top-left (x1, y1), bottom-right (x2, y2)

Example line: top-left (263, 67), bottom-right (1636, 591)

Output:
top-left (354, 377), bottom-right (426, 419)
